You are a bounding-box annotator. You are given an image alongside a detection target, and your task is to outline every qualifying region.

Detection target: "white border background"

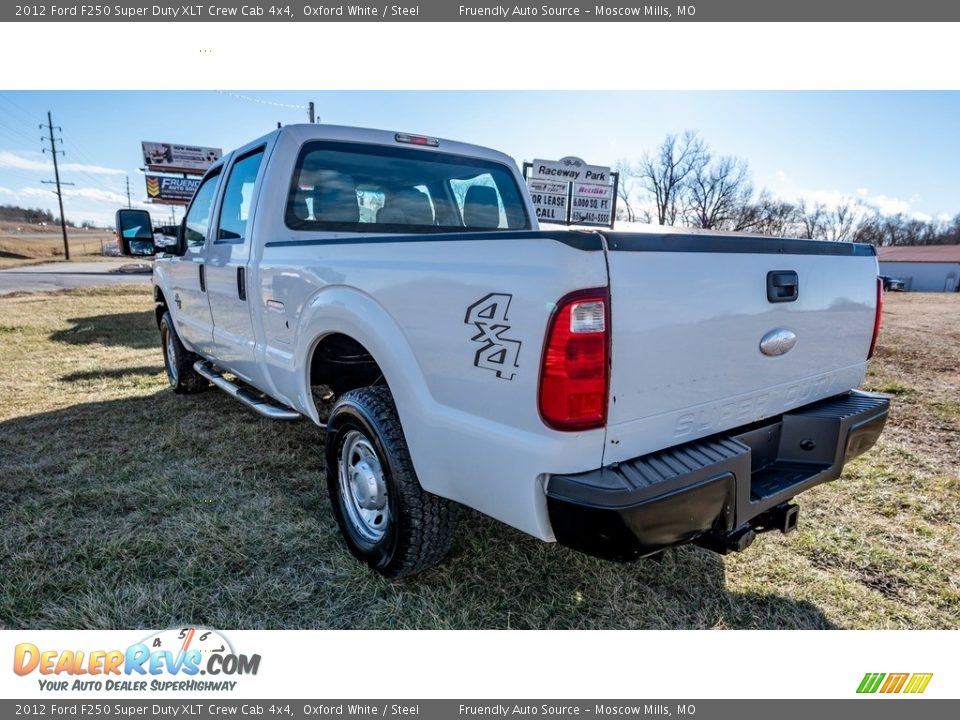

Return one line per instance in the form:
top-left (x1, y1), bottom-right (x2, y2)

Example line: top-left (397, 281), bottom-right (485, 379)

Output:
top-left (1, 22), bottom-right (959, 90)
top-left (1, 18), bottom-right (956, 701)
top-left (3, 630), bottom-right (955, 698)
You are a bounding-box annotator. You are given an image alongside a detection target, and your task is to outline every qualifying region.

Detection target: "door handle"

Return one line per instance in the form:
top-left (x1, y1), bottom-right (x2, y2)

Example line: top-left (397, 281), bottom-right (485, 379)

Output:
top-left (767, 270), bottom-right (798, 303)
top-left (237, 267), bottom-right (246, 301)
top-left (198, 264), bottom-right (205, 292)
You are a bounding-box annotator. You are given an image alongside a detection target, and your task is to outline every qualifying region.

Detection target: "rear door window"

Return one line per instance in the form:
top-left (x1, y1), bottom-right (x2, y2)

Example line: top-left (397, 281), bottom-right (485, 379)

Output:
top-left (217, 147), bottom-right (265, 244)
top-left (286, 142), bottom-right (529, 233)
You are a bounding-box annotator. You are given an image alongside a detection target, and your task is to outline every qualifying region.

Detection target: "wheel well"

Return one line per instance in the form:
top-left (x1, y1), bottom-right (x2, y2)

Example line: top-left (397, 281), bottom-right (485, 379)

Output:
top-left (154, 287), bottom-right (168, 327)
top-left (310, 333), bottom-right (386, 399)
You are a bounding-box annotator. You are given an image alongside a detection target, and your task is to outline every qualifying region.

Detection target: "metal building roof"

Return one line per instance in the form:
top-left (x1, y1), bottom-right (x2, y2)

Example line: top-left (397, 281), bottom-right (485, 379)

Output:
top-left (877, 245), bottom-right (960, 263)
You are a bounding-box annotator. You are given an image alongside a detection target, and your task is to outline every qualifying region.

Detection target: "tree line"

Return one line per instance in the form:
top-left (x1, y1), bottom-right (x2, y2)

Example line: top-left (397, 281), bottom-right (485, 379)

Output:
top-left (0, 204), bottom-right (96, 229)
top-left (0, 204), bottom-right (55, 225)
top-left (615, 131), bottom-right (960, 246)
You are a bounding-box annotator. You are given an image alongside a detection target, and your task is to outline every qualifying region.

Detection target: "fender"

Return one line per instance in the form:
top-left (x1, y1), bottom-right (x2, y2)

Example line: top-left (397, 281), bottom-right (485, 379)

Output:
top-left (290, 285), bottom-right (444, 495)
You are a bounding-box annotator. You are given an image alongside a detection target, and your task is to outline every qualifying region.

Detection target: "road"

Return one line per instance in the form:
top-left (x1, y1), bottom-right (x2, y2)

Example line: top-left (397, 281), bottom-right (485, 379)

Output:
top-left (0, 261), bottom-right (152, 295)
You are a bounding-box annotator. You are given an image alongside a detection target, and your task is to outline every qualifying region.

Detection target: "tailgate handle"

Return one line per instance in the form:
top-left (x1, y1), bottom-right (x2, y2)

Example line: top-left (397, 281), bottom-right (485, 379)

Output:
top-left (767, 270), bottom-right (798, 303)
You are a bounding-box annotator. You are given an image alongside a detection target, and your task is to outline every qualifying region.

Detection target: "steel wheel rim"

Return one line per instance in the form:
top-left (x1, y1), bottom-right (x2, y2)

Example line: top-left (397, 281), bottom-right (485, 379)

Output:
top-left (338, 430), bottom-right (390, 543)
top-left (164, 327), bottom-right (178, 385)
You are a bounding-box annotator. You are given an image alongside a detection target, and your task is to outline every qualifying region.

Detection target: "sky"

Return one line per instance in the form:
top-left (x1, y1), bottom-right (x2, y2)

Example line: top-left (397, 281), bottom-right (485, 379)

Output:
top-left (0, 90), bottom-right (957, 227)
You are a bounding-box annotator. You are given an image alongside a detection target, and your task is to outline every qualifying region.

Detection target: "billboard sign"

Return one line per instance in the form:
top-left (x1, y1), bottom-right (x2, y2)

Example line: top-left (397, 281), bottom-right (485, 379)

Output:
top-left (141, 141), bottom-right (222, 174)
top-left (523, 157), bottom-right (617, 228)
top-left (145, 175), bottom-right (201, 205)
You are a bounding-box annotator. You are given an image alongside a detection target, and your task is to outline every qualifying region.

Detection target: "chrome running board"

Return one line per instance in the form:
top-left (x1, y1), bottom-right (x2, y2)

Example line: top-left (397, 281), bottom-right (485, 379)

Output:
top-left (193, 361), bottom-right (301, 421)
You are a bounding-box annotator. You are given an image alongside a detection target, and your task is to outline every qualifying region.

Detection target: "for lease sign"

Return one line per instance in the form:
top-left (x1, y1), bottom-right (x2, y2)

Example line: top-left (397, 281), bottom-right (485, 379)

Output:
top-left (527, 179), bottom-right (568, 222)
top-left (525, 157), bottom-right (615, 227)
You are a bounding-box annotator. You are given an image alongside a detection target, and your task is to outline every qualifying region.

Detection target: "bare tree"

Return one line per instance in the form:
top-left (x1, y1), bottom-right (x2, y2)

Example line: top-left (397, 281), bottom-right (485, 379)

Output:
top-left (734, 191), bottom-right (800, 237)
top-left (614, 159), bottom-right (641, 223)
top-left (686, 154), bottom-right (752, 230)
top-left (637, 131), bottom-right (706, 225)
top-left (798, 200), bottom-right (827, 239)
top-left (825, 201), bottom-right (857, 241)
top-left (616, 129), bottom-right (959, 245)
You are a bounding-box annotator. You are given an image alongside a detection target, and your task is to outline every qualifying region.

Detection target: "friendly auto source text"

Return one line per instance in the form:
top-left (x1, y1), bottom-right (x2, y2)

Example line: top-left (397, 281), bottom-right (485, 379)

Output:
top-left (459, 6), bottom-right (693, 17)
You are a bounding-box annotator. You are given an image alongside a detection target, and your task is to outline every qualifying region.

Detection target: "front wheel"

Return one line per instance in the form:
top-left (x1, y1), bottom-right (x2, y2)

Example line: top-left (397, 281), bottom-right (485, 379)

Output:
top-left (325, 385), bottom-right (458, 578)
top-left (159, 311), bottom-right (207, 394)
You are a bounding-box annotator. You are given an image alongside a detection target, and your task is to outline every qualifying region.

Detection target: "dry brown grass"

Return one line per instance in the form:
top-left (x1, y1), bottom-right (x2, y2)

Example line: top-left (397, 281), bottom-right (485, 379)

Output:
top-left (0, 288), bottom-right (957, 629)
top-left (0, 222), bottom-right (113, 269)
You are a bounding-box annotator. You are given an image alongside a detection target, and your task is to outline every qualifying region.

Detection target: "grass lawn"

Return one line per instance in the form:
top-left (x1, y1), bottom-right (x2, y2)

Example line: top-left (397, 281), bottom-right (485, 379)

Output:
top-left (0, 225), bottom-right (114, 269)
top-left (0, 287), bottom-right (957, 629)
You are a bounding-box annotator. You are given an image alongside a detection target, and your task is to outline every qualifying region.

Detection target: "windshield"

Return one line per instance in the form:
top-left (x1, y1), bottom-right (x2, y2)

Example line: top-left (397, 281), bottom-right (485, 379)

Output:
top-left (285, 141), bottom-right (531, 233)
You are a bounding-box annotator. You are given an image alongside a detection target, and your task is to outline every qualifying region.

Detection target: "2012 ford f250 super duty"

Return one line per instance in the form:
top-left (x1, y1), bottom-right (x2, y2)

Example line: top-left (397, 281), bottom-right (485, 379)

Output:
top-left (119, 124), bottom-right (889, 577)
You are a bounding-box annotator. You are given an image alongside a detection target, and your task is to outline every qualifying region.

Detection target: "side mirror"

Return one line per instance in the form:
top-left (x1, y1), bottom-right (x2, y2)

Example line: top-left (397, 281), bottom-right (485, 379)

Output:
top-left (176, 217), bottom-right (187, 256)
top-left (115, 209), bottom-right (156, 257)
top-left (153, 223), bottom-right (181, 253)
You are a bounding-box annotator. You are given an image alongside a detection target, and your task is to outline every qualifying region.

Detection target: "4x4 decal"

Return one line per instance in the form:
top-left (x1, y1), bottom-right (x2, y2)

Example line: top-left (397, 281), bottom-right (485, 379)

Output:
top-left (464, 293), bottom-right (521, 381)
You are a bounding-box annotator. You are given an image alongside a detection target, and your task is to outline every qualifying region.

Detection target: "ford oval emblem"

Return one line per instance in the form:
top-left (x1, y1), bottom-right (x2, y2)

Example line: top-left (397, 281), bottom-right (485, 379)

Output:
top-left (759, 328), bottom-right (797, 356)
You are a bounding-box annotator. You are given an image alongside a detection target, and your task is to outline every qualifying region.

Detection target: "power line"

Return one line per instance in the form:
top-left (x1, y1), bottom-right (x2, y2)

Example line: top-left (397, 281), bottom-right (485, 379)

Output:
top-left (40, 111), bottom-right (72, 261)
top-left (0, 118), bottom-right (40, 149)
top-left (0, 94), bottom-right (38, 126)
top-left (214, 90), bottom-right (309, 110)
top-left (60, 137), bottom-right (127, 197)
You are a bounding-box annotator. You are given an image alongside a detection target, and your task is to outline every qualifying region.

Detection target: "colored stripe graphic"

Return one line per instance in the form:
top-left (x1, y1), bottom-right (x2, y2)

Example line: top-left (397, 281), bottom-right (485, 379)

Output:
top-left (904, 673), bottom-right (933, 694)
top-left (880, 673), bottom-right (909, 693)
top-left (857, 672), bottom-right (932, 694)
top-left (857, 673), bottom-right (885, 693)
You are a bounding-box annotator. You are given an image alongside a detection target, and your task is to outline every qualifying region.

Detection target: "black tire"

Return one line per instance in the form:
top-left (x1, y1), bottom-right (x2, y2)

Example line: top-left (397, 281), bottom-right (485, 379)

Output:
top-left (159, 311), bottom-right (207, 395)
top-left (325, 385), bottom-right (457, 578)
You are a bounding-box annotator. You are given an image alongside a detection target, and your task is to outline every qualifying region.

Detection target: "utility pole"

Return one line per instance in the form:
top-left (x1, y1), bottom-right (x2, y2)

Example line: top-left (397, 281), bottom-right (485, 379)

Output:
top-left (41, 111), bottom-right (73, 261)
top-left (308, 101), bottom-right (315, 123)
top-left (125, 175), bottom-right (132, 208)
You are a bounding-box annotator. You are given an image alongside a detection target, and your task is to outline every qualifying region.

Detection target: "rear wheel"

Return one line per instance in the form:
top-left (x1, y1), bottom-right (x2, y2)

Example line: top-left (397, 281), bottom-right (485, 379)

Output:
top-left (325, 385), bottom-right (458, 577)
top-left (159, 311), bottom-right (207, 394)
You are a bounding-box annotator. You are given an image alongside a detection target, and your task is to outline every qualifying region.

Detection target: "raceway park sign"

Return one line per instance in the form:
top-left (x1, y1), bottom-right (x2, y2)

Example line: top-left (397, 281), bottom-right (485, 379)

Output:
top-left (524, 157), bottom-right (618, 228)
top-left (142, 141), bottom-right (222, 174)
top-left (145, 175), bottom-right (201, 205)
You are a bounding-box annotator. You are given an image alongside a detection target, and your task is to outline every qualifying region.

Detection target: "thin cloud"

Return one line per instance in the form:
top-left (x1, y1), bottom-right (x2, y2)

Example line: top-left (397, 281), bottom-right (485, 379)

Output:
top-left (794, 188), bottom-right (932, 222)
top-left (0, 150), bottom-right (125, 176)
top-left (17, 185), bottom-right (136, 206)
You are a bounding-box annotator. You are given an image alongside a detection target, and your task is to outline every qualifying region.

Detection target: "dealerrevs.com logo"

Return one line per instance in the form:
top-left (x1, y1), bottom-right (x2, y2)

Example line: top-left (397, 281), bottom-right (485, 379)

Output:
top-left (13, 628), bottom-right (260, 692)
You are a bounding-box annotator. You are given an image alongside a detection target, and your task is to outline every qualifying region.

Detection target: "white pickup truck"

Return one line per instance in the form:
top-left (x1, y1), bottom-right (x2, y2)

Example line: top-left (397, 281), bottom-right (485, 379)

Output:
top-left (117, 124), bottom-right (889, 577)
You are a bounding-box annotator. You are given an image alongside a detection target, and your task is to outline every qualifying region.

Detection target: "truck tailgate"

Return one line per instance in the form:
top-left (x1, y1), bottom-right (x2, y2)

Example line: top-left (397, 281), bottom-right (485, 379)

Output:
top-left (601, 233), bottom-right (879, 464)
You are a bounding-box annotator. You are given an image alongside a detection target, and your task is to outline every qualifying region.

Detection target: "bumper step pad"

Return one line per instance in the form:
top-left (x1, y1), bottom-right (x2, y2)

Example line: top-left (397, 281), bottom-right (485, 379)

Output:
top-left (546, 391), bottom-right (889, 561)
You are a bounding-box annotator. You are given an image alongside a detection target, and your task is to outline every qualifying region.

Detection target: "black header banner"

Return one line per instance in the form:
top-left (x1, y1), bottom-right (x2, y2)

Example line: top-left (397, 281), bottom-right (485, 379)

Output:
top-left (5, 1), bottom-right (959, 22)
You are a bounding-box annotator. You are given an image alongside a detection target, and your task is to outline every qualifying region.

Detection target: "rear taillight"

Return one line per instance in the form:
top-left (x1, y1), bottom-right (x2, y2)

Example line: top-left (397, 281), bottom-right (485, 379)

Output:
top-left (538, 289), bottom-right (609, 431)
top-left (868, 277), bottom-right (883, 359)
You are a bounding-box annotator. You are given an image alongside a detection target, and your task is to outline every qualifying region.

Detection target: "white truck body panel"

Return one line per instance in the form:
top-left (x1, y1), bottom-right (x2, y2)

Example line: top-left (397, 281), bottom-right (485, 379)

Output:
top-left (152, 124), bottom-right (884, 545)
top-left (603, 248), bottom-right (877, 464)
